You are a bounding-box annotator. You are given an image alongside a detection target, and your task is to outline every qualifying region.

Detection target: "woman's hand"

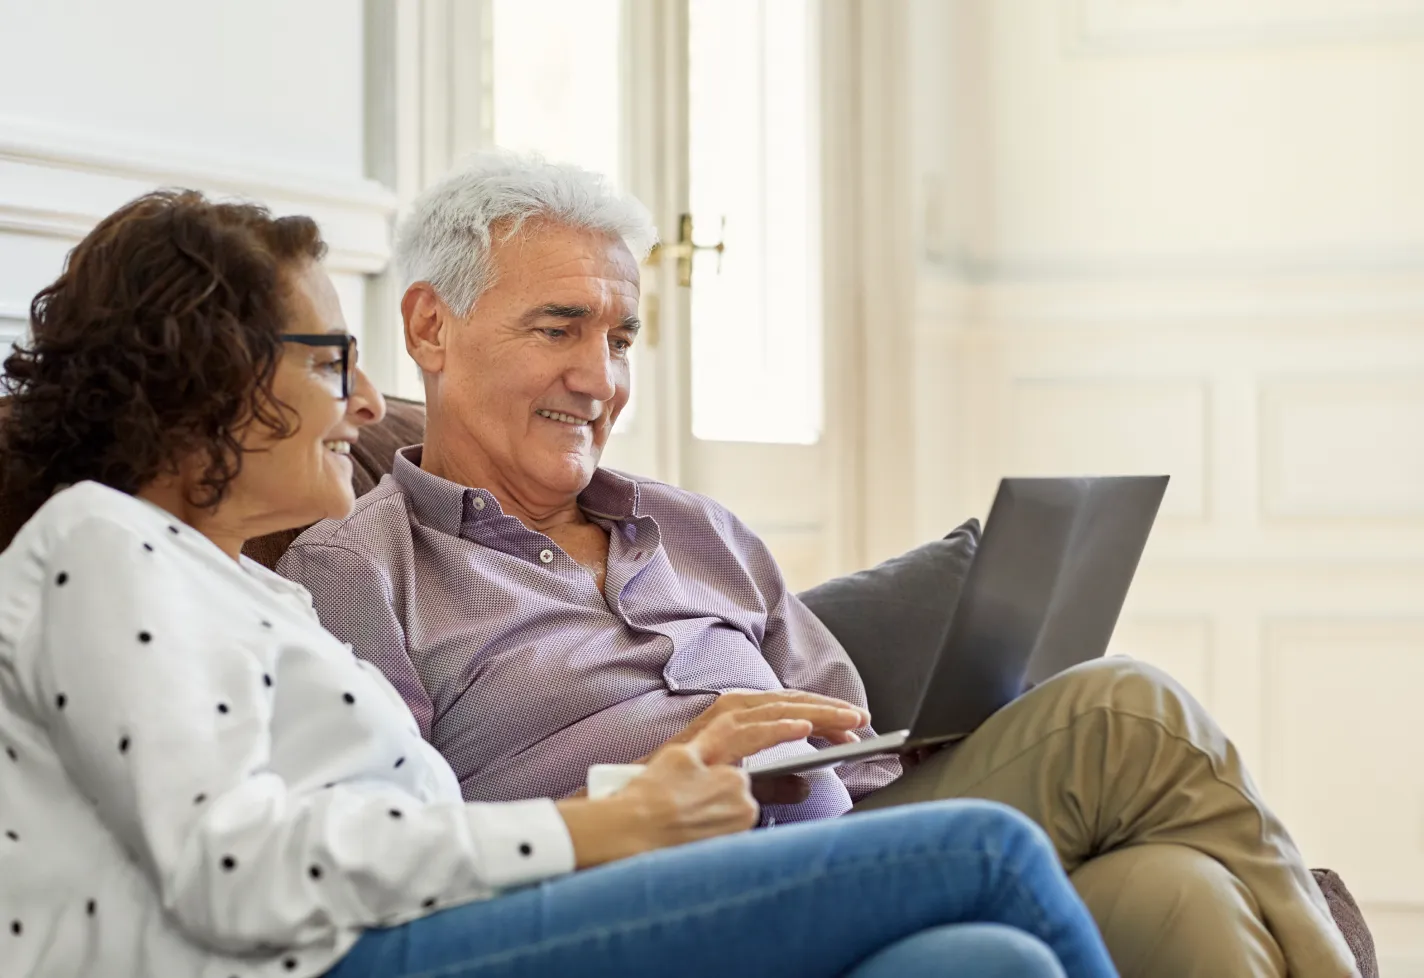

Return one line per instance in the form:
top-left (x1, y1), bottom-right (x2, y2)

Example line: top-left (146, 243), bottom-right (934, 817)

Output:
top-left (556, 708), bottom-right (815, 869)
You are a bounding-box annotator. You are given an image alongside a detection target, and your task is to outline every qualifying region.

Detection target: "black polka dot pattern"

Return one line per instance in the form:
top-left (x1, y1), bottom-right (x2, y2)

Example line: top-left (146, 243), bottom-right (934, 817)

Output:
top-left (519, 843), bottom-right (533, 857)
top-left (168, 525), bottom-right (180, 535)
top-left (10, 485), bottom-right (594, 977)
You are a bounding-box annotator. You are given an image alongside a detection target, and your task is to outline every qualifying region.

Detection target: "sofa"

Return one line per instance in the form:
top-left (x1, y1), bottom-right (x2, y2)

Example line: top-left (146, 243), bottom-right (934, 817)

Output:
top-left (0, 395), bottom-right (1380, 977)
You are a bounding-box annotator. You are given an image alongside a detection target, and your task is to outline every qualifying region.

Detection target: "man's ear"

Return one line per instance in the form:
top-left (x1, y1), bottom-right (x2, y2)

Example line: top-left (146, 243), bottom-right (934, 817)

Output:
top-left (402, 282), bottom-right (449, 375)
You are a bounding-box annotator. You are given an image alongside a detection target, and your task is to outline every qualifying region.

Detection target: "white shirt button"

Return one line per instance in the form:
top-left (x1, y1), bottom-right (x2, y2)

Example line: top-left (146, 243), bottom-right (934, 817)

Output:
top-left (539, 549), bottom-right (554, 564)
top-left (472, 497), bottom-right (486, 511)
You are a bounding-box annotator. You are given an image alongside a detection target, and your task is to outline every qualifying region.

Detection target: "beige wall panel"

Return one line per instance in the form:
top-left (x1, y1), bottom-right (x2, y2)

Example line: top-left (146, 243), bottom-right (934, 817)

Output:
top-left (1262, 619), bottom-right (1424, 907)
top-left (1260, 377), bottom-right (1424, 520)
top-left (1006, 378), bottom-right (1209, 519)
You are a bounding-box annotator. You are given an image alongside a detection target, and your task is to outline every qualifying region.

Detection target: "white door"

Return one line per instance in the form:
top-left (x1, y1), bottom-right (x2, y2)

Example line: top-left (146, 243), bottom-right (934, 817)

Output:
top-left (489, 0), bottom-right (845, 590)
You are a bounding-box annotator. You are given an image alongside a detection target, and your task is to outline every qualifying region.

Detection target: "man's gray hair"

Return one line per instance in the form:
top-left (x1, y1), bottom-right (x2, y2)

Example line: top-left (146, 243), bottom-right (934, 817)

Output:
top-left (394, 151), bottom-right (658, 315)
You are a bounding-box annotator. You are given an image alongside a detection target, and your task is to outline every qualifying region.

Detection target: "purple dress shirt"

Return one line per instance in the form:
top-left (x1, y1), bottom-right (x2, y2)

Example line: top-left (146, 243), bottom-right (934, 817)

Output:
top-left (277, 446), bottom-right (901, 824)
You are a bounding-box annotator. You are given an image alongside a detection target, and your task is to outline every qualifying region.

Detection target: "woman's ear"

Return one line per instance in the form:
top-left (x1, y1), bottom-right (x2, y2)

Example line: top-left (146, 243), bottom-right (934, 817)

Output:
top-left (402, 283), bottom-right (449, 376)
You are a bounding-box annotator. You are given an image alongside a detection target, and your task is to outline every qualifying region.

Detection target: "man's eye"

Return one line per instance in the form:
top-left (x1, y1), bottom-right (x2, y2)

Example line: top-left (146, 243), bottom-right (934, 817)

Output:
top-left (611, 337), bottom-right (633, 353)
top-left (541, 327), bottom-right (569, 339)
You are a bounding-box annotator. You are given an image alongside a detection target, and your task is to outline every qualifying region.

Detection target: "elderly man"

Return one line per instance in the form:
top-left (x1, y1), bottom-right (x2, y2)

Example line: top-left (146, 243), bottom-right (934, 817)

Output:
top-left (277, 153), bottom-right (1356, 978)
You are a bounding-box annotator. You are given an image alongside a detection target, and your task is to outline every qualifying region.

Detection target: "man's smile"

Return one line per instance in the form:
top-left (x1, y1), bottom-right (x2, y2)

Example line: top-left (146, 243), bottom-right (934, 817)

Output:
top-left (536, 409), bottom-right (595, 427)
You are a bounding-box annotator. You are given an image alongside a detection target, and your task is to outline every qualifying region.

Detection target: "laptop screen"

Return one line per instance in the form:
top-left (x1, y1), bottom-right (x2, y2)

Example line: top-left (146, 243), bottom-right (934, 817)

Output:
top-left (906, 476), bottom-right (1168, 742)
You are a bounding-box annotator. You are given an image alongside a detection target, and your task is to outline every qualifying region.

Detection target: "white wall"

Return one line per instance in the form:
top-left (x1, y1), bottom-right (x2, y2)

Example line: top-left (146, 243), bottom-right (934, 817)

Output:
top-left (0, 0), bottom-right (394, 362)
top-left (895, 1), bottom-right (1424, 971)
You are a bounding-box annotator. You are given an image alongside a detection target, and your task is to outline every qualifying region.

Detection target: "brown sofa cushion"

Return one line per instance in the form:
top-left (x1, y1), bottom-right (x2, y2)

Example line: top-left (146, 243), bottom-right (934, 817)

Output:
top-left (1312, 868), bottom-right (1378, 978)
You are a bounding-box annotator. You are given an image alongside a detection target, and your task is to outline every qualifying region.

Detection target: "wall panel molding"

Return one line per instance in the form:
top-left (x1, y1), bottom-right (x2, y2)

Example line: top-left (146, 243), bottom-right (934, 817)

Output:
top-left (1073, 0), bottom-right (1424, 53)
top-left (924, 244), bottom-right (1424, 285)
top-left (913, 269), bottom-right (1424, 331)
top-left (0, 119), bottom-right (396, 275)
top-left (0, 301), bottom-right (24, 354)
top-left (1260, 376), bottom-right (1424, 521)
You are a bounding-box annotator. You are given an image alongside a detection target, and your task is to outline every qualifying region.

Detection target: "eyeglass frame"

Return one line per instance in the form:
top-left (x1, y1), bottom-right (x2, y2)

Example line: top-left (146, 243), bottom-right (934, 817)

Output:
top-left (281, 333), bottom-right (358, 399)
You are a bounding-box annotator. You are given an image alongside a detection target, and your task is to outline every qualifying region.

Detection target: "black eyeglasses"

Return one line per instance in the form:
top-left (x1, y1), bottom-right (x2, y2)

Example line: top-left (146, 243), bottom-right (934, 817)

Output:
top-left (282, 333), bottom-right (358, 399)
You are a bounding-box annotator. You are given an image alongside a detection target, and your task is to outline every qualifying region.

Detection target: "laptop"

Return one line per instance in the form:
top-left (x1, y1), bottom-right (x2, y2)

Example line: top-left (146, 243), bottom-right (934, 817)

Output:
top-left (748, 475), bottom-right (1169, 781)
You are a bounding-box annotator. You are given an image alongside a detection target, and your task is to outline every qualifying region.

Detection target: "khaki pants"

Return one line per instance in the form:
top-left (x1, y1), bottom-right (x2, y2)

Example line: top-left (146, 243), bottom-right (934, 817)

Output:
top-left (853, 657), bottom-right (1358, 978)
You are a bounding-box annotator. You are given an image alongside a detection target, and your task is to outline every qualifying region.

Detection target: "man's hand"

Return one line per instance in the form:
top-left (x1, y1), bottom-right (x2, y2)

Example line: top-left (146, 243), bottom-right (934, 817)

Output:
top-left (659, 690), bottom-right (871, 757)
top-left (647, 692), bottom-right (868, 809)
top-left (557, 708), bottom-right (816, 867)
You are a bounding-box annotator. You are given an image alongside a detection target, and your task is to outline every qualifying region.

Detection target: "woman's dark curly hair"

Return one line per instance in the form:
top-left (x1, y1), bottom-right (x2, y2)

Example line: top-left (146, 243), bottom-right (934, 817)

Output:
top-left (0, 189), bottom-right (326, 516)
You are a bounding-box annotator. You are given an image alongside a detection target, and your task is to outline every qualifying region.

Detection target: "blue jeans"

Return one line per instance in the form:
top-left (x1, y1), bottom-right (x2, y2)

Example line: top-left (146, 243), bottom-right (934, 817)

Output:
top-left (326, 799), bottom-right (1117, 978)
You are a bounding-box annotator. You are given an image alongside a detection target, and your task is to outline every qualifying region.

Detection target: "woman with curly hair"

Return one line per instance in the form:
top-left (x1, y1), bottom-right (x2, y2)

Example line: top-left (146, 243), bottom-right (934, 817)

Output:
top-left (0, 190), bottom-right (1118, 978)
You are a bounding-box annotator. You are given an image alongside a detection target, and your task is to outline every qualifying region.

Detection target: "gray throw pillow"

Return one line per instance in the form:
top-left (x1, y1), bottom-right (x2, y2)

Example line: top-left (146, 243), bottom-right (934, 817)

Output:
top-left (797, 520), bottom-right (981, 732)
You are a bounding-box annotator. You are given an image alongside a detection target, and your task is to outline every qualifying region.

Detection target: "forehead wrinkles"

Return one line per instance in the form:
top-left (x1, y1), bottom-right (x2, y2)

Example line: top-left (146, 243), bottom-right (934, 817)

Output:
top-left (491, 225), bottom-right (639, 307)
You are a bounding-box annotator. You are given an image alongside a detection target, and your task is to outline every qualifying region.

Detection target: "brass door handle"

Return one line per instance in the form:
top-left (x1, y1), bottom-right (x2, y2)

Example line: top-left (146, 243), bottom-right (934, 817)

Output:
top-left (645, 213), bottom-right (725, 287)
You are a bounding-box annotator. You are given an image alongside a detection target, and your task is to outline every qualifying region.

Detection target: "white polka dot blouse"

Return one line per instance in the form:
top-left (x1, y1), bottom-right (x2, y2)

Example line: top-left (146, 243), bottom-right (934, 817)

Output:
top-left (0, 482), bottom-right (574, 978)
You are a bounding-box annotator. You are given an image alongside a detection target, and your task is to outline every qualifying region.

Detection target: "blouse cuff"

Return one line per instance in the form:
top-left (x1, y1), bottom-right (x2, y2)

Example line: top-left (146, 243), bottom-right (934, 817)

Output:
top-left (465, 798), bottom-right (575, 889)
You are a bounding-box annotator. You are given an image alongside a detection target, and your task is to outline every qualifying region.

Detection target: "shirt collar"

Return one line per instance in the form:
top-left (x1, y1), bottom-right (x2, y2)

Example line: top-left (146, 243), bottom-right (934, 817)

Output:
top-left (579, 467), bottom-right (641, 521)
top-left (392, 444), bottom-right (643, 536)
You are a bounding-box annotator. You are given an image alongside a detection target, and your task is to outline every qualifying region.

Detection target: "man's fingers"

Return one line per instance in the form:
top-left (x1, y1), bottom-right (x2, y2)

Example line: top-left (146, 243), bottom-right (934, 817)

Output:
top-left (691, 717), bottom-right (814, 765)
top-left (720, 690), bottom-right (870, 726)
top-left (721, 702), bottom-right (867, 735)
top-left (687, 703), bottom-right (866, 765)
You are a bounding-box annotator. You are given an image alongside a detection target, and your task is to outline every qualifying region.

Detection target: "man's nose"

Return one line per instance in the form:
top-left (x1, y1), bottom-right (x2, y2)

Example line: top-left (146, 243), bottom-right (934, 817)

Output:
top-left (564, 333), bottom-right (618, 402)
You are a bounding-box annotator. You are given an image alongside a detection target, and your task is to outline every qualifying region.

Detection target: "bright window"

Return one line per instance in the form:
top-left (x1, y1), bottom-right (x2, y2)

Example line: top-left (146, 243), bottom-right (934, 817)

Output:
top-left (688, 0), bottom-right (822, 444)
top-left (489, 0), bottom-right (624, 188)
